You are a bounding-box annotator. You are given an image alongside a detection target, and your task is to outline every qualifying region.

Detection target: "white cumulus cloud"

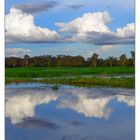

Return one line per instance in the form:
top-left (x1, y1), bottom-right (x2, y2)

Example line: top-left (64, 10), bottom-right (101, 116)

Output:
top-left (55, 11), bottom-right (112, 36)
top-left (5, 48), bottom-right (31, 57)
top-left (55, 11), bottom-right (135, 45)
top-left (6, 9), bottom-right (134, 45)
top-left (116, 23), bottom-right (135, 38)
top-left (5, 8), bottom-right (60, 43)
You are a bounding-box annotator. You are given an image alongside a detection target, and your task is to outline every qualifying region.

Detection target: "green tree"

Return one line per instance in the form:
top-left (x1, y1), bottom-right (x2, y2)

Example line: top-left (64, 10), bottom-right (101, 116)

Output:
top-left (106, 56), bottom-right (118, 66)
top-left (108, 56), bottom-right (114, 66)
top-left (24, 54), bottom-right (30, 67)
top-left (130, 51), bottom-right (135, 66)
top-left (119, 54), bottom-right (127, 66)
top-left (90, 53), bottom-right (99, 67)
top-left (9, 57), bottom-right (18, 67)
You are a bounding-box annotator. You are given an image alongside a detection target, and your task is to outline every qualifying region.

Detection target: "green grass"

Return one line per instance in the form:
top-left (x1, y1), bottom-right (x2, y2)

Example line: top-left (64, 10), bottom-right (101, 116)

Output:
top-left (6, 66), bottom-right (135, 78)
top-left (5, 67), bottom-right (135, 88)
top-left (5, 77), bottom-right (135, 89)
top-left (42, 77), bottom-right (135, 88)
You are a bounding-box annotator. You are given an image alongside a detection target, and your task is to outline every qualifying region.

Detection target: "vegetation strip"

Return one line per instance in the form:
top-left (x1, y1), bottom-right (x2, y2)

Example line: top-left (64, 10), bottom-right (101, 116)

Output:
top-left (5, 51), bottom-right (135, 67)
top-left (6, 66), bottom-right (135, 78)
top-left (6, 77), bottom-right (135, 89)
top-left (6, 67), bottom-right (135, 88)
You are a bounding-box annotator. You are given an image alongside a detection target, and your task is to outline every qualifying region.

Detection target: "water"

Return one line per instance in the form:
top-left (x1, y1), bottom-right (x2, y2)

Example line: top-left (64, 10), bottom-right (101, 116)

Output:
top-left (5, 83), bottom-right (135, 140)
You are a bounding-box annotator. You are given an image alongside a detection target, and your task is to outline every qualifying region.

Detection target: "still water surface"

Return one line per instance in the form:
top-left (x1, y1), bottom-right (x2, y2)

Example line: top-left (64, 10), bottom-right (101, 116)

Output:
top-left (5, 83), bottom-right (135, 140)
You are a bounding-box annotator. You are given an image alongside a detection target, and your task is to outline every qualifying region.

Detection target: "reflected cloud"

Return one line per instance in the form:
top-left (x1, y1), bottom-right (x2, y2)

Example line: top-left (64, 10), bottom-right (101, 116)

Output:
top-left (58, 90), bottom-right (113, 119)
top-left (61, 135), bottom-right (94, 140)
top-left (6, 89), bottom-right (58, 124)
top-left (68, 120), bottom-right (84, 126)
top-left (15, 117), bottom-right (58, 130)
top-left (116, 95), bottom-right (135, 107)
top-left (5, 86), bottom-right (135, 125)
top-left (58, 88), bottom-right (134, 119)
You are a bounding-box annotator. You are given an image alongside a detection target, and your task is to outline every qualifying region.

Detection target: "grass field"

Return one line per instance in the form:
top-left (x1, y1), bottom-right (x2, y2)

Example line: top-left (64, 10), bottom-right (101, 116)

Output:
top-left (6, 66), bottom-right (135, 78)
top-left (5, 66), bottom-right (135, 88)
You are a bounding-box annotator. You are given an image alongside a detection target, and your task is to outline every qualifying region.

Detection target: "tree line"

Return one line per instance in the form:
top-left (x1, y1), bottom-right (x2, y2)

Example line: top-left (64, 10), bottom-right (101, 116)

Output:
top-left (5, 51), bottom-right (135, 67)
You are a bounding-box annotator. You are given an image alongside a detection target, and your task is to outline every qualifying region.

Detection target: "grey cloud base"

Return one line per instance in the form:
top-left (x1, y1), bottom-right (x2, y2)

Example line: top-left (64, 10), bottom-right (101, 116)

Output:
top-left (14, 1), bottom-right (58, 14)
top-left (81, 32), bottom-right (135, 45)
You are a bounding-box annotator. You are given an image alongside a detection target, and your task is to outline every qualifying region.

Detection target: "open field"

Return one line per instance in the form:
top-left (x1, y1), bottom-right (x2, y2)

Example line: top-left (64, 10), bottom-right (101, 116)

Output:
top-left (5, 66), bottom-right (135, 88)
top-left (6, 66), bottom-right (135, 78)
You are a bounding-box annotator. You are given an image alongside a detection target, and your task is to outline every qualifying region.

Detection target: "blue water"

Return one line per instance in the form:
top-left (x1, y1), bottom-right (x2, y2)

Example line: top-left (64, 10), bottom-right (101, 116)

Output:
top-left (5, 83), bottom-right (135, 140)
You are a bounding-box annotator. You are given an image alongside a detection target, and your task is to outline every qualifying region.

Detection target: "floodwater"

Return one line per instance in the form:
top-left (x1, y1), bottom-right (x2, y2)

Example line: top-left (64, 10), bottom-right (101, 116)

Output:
top-left (5, 83), bottom-right (135, 140)
top-left (32, 74), bottom-right (135, 80)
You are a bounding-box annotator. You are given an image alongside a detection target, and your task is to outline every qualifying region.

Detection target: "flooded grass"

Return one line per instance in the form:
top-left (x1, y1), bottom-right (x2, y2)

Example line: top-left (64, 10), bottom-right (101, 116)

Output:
top-left (5, 67), bottom-right (135, 88)
top-left (6, 77), bottom-right (135, 88)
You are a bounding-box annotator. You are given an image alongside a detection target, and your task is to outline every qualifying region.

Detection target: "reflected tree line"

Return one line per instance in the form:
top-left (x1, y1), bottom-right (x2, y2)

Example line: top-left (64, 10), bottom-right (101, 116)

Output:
top-left (5, 51), bottom-right (135, 67)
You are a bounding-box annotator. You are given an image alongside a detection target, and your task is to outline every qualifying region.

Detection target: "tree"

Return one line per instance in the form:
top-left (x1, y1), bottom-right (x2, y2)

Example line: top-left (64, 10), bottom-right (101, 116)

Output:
top-left (119, 54), bottom-right (127, 66)
top-left (5, 53), bottom-right (134, 67)
top-left (8, 57), bottom-right (18, 67)
top-left (24, 54), bottom-right (30, 67)
top-left (107, 56), bottom-right (118, 66)
top-left (90, 53), bottom-right (99, 67)
top-left (108, 56), bottom-right (114, 66)
top-left (130, 51), bottom-right (135, 66)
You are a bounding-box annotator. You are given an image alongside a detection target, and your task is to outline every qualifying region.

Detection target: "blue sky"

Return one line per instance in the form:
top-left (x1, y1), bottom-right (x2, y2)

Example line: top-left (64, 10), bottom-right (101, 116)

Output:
top-left (5, 0), bottom-right (135, 58)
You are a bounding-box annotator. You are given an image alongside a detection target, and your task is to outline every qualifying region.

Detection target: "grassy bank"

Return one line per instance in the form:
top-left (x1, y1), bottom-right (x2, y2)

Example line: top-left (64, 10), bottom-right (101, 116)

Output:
top-left (6, 66), bottom-right (135, 78)
top-left (6, 77), bottom-right (135, 89)
top-left (5, 67), bottom-right (135, 88)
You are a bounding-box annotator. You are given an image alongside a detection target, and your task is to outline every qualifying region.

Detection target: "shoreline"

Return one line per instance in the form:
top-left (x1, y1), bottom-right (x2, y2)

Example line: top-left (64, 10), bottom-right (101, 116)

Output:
top-left (5, 77), bottom-right (135, 89)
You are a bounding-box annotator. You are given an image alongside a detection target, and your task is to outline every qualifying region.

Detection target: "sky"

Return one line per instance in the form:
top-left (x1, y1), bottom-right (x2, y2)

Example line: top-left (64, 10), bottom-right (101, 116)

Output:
top-left (5, 0), bottom-right (135, 58)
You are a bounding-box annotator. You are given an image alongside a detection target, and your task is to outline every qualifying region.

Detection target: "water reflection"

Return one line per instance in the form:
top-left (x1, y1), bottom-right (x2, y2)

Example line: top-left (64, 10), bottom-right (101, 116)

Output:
top-left (5, 84), bottom-right (135, 140)
top-left (6, 86), bottom-right (134, 124)
top-left (116, 95), bottom-right (135, 107)
top-left (15, 117), bottom-right (58, 130)
top-left (6, 89), bottom-right (58, 124)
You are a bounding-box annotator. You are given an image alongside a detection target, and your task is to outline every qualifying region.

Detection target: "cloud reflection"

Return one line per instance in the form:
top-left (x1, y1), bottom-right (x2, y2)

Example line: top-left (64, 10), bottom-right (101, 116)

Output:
top-left (58, 88), bottom-right (134, 119)
top-left (6, 89), bottom-right (58, 124)
top-left (15, 117), bottom-right (58, 130)
top-left (5, 86), bottom-right (135, 125)
top-left (58, 94), bottom-right (113, 119)
top-left (116, 95), bottom-right (135, 107)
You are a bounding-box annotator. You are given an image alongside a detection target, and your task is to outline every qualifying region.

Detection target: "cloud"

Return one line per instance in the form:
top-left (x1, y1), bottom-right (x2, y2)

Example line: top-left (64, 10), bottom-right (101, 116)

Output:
top-left (79, 31), bottom-right (134, 45)
top-left (5, 48), bottom-right (31, 57)
top-left (14, 1), bottom-right (58, 14)
top-left (6, 9), bottom-right (134, 45)
top-left (55, 11), bottom-right (135, 45)
top-left (116, 23), bottom-right (135, 38)
top-left (95, 45), bottom-right (120, 55)
top-left (5, 8), bottom-right (60, 43)
top-left (97, 45), bottom-right (114, 52)
top-left (55, 11), bottom-right (112, 34)
top-left (63, 48), bottom-right (71, 53)
top-left (66, 4), bottom-right (84, 10)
